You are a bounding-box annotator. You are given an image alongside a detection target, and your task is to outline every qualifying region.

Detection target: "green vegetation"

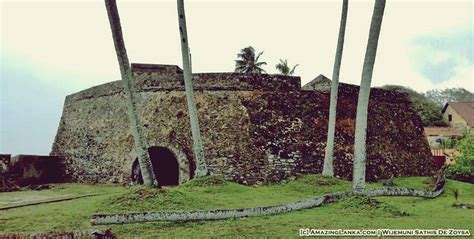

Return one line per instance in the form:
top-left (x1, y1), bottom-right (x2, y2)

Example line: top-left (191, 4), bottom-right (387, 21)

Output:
top-left (425, 88), bottom-right (474, 107)
top-left (448, 134), bottom-right (474, 183)
top-left (0, 183), bottom-right (123, 209)
top-left (1, 175), bottom-right (473, 238)
top-left (235, 46), bottom-right (267, 74)
top-left (275, 59), bottom-right (299, 76)
top-left (381, 85), bottom-right (474, 127)
top-left (180, 175), bottom-right (227, 187)
top-left (380, 85), bottom-right (446, 126)
top-left (0, 184), bottom-right (123, 233)
top-left (334, 196), bottom-right (408, 217)
top-left (235, 47), bottom-right (300, 76)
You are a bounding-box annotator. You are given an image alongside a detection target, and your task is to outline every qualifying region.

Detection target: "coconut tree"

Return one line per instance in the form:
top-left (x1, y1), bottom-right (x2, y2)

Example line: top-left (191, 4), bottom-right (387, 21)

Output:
top-left (177, 0), bottom-right (208, 177)
top-left (322, 0), bottom-right (348, 177)
top-left (275, 59), bottom-right (299, 76)
top-left (352, 0), bottom-right (386, 191)
top-left (235, 46), bottom-right (267, 73)
top-left (104, 0), bottom-right (158, 187)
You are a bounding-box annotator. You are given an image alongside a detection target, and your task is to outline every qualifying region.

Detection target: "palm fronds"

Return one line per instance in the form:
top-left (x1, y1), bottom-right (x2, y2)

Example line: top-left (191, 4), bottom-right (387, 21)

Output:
top-left (235, 46), bottom-right (267, 74)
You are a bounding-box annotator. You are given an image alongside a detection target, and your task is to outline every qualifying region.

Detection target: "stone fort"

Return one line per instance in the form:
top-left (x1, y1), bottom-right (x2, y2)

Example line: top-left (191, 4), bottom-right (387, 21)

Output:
top-left (51, 63), bottom-right (435, 186)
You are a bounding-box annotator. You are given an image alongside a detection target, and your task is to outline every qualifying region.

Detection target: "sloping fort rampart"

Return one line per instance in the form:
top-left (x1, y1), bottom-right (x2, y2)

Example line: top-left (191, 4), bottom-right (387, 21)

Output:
top-left (51, 63), bottom-right (435, 185)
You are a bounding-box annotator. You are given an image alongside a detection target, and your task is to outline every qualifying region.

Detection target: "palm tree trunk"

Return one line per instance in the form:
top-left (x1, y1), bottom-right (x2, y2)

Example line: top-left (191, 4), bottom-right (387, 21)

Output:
top-left (177, 0), bottom-right (208, 177)
top-left (352, 0), bottom-right (386, 191)
top-left (323, 0), bottom-right (348, 177)
top-left (105, 0), bottom-right (158, 187)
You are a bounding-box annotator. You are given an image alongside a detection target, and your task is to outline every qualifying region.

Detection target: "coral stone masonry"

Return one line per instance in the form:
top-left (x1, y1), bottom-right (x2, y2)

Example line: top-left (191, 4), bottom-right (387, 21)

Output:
top-left (50, 64), bottom-right (435, 185)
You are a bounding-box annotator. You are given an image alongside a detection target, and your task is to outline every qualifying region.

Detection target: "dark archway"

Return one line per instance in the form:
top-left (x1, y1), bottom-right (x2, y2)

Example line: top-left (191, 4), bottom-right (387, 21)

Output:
top-left (149, 147), bottom-right (179, 186)
top-left (131, 147), bottom-right (180, 186)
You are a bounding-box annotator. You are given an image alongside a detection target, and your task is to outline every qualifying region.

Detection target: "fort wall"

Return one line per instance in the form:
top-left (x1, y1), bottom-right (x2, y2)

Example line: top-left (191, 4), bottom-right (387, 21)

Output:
top-left (51, 64), bottom-right (435, 185)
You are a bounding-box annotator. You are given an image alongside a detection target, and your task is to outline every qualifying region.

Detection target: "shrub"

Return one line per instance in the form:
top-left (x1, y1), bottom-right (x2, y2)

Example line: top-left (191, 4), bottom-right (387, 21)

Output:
top-left (447, 134), bottom-right (474, 183)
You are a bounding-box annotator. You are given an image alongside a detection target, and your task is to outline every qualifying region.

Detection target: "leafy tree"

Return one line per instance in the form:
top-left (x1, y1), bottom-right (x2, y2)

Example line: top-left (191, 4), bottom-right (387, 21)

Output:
top-left (353, 0), bottom-right (386, 191)
top-left (424, 88), bottom-right (474, 107)
top-left (275, 59), bottom-right (299, 76)
top-left (323, 0), bottom-right (348, 177)
top-left (104, 0), bottom-right (158, 187)
top-left (447, 134), bottom-right (474, 183)
top-left (381, 85), bottom-right (446, 126)
top-left (235, 46), bottom-right (267, 73)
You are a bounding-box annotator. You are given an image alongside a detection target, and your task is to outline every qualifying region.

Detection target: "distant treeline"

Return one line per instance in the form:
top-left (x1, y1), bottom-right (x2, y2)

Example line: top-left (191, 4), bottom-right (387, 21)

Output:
top-left (380, 85), bottom-right (473, 127)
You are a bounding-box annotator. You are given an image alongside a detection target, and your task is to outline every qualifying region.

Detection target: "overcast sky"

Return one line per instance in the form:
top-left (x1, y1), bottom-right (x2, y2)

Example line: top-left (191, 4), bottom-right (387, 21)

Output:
top-left (1, 0), bottom-right (473, 155)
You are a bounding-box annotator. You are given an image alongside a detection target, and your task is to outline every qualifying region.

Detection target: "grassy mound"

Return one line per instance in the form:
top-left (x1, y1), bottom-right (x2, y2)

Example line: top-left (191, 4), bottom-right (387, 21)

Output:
top-left (294, 174), bottom-right (344, 186)
top-left (181, 175), bottom-right (227, 188)
top-left (101, 186), bottom-right (204, 212)
top-left (335, 196), bottom-right (409, 216)
top-left (99, 174), bottom-right (350, 213)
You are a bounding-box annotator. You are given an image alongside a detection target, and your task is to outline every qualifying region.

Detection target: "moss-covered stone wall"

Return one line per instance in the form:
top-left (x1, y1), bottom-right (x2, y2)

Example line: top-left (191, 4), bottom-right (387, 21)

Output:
top-left (51, 64), bottom-right (434, 185)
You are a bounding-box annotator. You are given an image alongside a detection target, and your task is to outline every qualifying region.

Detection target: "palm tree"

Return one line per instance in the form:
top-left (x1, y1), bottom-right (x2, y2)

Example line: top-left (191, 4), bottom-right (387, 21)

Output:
top-left (104, 0), bottom-right (158, 187)
top-left (275, 59), bottom-right (299, 76)
top-left (352, 0), bottom-right (386, 191)
top-left (177, 0), bottom-right (208, 177)
top-left (323, 0), bottom-right (348, 177)
top-left (235, 46), bottom-right (267, 73)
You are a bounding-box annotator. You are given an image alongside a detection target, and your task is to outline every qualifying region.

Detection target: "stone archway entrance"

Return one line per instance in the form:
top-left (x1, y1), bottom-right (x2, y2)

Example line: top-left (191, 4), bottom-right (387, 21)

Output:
top-left (131, 146), bottom-right (188, 186)
top-left (149, 146), bottom-right (179, 186)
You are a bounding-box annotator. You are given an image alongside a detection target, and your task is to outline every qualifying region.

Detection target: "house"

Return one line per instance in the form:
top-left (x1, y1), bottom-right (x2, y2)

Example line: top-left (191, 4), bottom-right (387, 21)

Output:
top-left (442, 102), bottom-right (474, 129)
top-left (301, 74), bottom-right (331, 92)
top-left (424, 102), bottom-right (473, 165)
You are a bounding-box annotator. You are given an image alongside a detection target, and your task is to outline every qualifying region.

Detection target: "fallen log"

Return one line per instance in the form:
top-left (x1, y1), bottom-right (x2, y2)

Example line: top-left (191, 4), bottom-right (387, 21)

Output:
top-left (91, 168), bottom-right (446, 225)
top-left (354, 186), bottom-right (444, 198)
top-left (91, 186), bottom-right (444, 225)
top-left (91, 192), bottom-right (348, 225)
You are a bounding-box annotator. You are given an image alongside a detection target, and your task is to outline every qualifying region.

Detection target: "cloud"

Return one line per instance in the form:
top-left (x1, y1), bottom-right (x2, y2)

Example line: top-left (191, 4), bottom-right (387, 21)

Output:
top-left (410, 28), bottom-right (473, 84)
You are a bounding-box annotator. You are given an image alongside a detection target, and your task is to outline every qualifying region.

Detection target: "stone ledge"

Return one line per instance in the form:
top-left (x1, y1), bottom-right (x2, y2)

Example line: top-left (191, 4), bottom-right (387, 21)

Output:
top-left (132, 63), bottom-right (183, 74)
top-left (67, 63), bottom-right (302, 102)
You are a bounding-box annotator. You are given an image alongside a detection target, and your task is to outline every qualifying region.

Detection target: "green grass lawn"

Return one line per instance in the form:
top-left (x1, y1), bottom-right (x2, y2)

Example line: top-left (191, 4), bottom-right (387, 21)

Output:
top-left (0, 175), bottom-right (473, 238)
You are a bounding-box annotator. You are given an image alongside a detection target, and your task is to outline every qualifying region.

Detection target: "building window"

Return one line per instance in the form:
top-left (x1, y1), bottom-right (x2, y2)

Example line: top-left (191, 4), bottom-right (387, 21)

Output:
top-left (448, 114), bottom-right (452, 122)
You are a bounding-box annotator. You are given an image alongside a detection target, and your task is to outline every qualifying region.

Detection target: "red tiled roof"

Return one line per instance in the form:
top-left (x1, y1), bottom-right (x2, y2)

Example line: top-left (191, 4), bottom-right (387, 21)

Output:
top-left (424, 127), bottom-right (463, 137)
top-left (442, 102), bottom-right (474, 127)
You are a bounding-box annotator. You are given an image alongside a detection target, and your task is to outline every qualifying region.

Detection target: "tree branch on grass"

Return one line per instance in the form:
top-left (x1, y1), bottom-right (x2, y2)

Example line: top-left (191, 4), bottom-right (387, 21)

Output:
top-left (91, 168), bottom-right (446, 225)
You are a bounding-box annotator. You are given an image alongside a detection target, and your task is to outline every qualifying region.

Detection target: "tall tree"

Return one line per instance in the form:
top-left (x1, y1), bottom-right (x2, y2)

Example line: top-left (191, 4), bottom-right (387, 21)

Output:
top-left (275, 59), bottom-right (299, 76)
top-left (104, 0), bottom-right (158, 187)
top-left (381, 85), bottom-right (446, 126)
top-left (352, 0), bottom-right (386, 191)
top-left (424, 88), bottom-right (474, 107)
top-left (235, 46), bottom-right (267, 73)
top-left (323, 0), bottom-right (348, 177)
top-left (177, 0), bottom-right (208, 177)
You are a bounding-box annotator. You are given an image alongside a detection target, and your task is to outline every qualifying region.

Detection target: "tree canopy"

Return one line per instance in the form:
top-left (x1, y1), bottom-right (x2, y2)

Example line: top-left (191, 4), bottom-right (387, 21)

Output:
top-left (381, 85), bottom-right (446, 127)
top-left (275, 59), bottom-right (298, 76)
top-left (424, 88), bottom-right (474, 107)
top-left (235, 46), bottom-right (267, 74)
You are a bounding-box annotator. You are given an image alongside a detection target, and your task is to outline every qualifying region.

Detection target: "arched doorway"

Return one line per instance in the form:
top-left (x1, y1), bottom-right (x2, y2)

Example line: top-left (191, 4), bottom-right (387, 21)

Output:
top-left (131, 146), bottom-right (180, 186)
top-left (149, 147), bottom-right (180, 186)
